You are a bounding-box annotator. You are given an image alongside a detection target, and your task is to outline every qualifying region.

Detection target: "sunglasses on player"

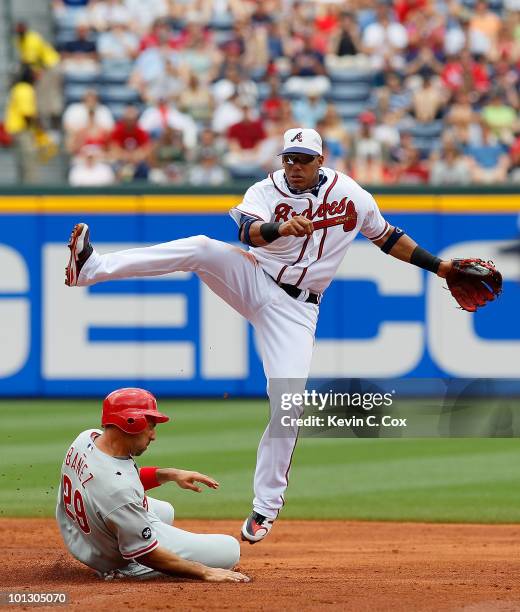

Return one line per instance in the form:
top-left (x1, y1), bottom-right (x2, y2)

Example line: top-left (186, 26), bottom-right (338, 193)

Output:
top-left (282, 153), bottom-right (318, 165)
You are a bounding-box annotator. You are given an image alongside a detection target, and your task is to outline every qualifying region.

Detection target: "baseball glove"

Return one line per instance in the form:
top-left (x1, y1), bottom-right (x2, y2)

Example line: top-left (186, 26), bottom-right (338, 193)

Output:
top-left (446, 259), bottom-right (502, 312)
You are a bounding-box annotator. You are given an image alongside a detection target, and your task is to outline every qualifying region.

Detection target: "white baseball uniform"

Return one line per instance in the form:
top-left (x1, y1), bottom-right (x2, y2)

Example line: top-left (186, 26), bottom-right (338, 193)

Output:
top-left (56, 429), bottom-right (239, 576)
top-left (75, 166), bottom-right (388, 519)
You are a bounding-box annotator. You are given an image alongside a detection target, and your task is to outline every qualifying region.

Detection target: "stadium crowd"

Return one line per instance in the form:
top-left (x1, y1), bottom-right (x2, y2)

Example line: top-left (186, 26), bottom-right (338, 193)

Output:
top-left (3, 0), bottom-right (520, 185)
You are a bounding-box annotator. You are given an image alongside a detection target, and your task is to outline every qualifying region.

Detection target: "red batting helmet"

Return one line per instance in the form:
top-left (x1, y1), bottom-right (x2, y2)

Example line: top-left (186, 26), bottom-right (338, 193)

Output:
top-left (102, 388), bottom-right (169, 434)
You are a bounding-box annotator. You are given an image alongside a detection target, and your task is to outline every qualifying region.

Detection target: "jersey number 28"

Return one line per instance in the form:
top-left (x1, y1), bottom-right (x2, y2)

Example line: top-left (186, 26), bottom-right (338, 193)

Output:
top-left (62, 474), bottom-right (91, 534)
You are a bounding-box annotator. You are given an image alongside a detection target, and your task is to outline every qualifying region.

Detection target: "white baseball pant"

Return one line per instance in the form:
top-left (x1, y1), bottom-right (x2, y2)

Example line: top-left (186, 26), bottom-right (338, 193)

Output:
top-left (78, 236), bottom-right (318, 519)
top-left (113, 496), bottom-right (239, 579)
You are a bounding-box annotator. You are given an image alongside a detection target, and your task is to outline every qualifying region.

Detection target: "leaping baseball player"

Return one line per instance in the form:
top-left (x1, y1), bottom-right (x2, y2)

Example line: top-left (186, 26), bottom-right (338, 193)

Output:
top-left (56, 387), bottom-right (249, 582)
top-left (64, 128), bottom-right (501, 544)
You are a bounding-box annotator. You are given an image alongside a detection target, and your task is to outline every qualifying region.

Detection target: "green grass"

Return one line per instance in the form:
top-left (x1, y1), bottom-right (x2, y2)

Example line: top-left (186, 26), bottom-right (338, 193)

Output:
top-left (1, 399), bottom-right (519, 522)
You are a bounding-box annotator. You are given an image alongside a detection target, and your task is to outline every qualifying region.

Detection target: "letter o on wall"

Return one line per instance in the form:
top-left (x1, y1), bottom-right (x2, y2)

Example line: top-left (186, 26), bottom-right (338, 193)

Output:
top-left (0, 245), bottom-right (30, 377)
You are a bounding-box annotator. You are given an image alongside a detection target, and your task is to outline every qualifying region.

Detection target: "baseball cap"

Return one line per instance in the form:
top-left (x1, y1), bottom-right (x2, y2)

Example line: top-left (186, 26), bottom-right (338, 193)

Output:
top-left (280, 128), bottom-right (322, 156)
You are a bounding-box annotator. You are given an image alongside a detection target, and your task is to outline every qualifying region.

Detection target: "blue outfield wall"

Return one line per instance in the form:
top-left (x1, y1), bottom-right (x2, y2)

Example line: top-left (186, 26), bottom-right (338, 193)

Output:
top-left (0, 211), bottom-right (519, 396)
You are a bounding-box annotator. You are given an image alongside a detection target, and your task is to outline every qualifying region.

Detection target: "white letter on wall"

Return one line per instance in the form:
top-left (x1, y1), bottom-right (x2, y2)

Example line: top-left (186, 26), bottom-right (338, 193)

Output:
top-left (428, 240), bottom-right (520, 377)
top-left (44, 245), bottom-right (194, 379)
top-left (312, 243), bottom-right (423, 377)
top-left (0, 245), bottom-right (29, 377)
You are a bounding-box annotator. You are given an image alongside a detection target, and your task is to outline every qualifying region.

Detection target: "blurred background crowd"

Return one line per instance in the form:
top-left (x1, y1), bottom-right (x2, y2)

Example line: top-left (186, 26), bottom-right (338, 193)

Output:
top-left (1, 0), bottom-right (519, 186)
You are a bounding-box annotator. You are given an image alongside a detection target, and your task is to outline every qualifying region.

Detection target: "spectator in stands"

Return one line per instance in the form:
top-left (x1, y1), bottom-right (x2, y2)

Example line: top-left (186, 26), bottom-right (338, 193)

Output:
top-left (394, 143), bottom-right (429, 184)
top-left (429, 139), bottom-right (471, 185)
top-left (377, 72), bottom-right (412, 119)
top-left (330, 11), bottom-right (361, 57)
top-left (175, 22), bottom-right (222, 84)
top-left (316, 104), bottom-right (350, 172)
top-left (404, 43), bottom-right (444, 78)
top-left (63, 89), bottom-right (114, 137)
top-left (255, 118), bottom-right (289, 173)
top-left (509, 134), bottom-right (520, 182)
top-left (292, 93), bottom-right (327, 129)
top-left (69, 144), bottom-right (115, 185)
top-left (178, 73), bottom-right (214, 125)
top-left (327, 11), bottom-right (369, 71)
top-left (14, 22), bottom-right (62, 129)
top-left (469, 0), bottom-right (501, 57)
top-left (212, 65), bottom-right (258, 107)
top-left (445, 89), bottom-right (479, 145)
top-left (212, 92), bottom-right (243, 134)
top-left (411, 70), bottom-right (445, 122)
top-left (260, 76), bottom-right (284, 123)
top-left (373, 111), bottom-right (401, 157)
top-left (481, 89), bottom-right (518, 145)
top-left (361, 4), bottom-right (408, 71)
top-left (148, 127), bottom-right (187, 184)
top-left (194, 0), bottom-right (247, 28)
top-left (4, 65), bottom-right (39, 183)
top-left (138, 98), bottom-right (197, 150)
top-left (88, 0), bottom-right (131, 32)
top-left (61, 21), bottom-right (99, 75)
top-left (66, 106), bottom-right (110, 157)
top-left (130, 44), bottom-right (183, 103)
top-left (285, 33), bottom-right (330, 97)
top-left (125, 0), bottom-right (169, 36)
top-left (97, 17), bottom-right (139, 63)
top-left (138, 18), bottom-right (175, 52)
top-left (350, 153), bottom-right (389, 185)
top-left (193, 127), bottom-right (228, 163)
top-left (109, 104), bottom-right (151, 180)
top-left (353, 111), bottom-right (383, 162)
top-left (265, 20), bottom-right (287, 63)
top-left (224, 104), bottom-right (266, 178)
top-left (441, 50), bottom-right (490, 100)
top-left (188, 150), bottom-right (229, 186)
top-left (465, 123), bottom-right (510, 183)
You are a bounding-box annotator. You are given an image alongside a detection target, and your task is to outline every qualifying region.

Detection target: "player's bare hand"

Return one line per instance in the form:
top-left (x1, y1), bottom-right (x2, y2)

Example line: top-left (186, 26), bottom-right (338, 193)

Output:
top-left (159, 468), bottom-right (219, 492)
top-left (279, 215), bottom-right (314, 238)
top-left (203, 568), bottom-right (251, 583)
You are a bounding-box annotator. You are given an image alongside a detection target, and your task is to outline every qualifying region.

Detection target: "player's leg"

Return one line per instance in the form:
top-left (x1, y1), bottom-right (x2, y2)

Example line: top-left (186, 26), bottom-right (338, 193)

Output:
top-left (67, 223), bottom-right (272, 320)
top-left (147, 497), bottom-right (175, 525)
top-left (242, 292), bottom-right (318, 542)
top-left (151, 521), bottom-right (240, 570)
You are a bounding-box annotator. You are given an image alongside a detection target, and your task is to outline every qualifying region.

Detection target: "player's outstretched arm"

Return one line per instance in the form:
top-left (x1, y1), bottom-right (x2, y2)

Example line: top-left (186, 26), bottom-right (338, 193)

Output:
top-left (372, 224), bottom-right (452, 277)
top-left (373, 224), bottom-right (502, 311)
top-left (156, 467), bottom-right (219, 492)
top-left (139, 546), bottom-right (250, 583)
top-left (240, 216), bottom-right (314, 247)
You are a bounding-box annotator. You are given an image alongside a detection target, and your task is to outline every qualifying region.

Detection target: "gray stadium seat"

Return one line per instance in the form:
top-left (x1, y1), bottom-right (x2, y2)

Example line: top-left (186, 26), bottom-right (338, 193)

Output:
top-left (328, 69), bottom-right (375, 84)
top-left (409, 121), bottom-right (444, 139)
top-left (326, 83), bottom-right (371, 102)
top-left (100, 85), bottom-right (140, 105)
top-left (334, 101), bottom-right (369, 121)
top-left (64, 83), bottom-right (98, 103)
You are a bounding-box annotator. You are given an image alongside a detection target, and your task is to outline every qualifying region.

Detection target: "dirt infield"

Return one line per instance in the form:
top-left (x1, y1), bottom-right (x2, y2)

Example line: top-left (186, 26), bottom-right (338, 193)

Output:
top-left (2, 519), bottom-right (519, 611)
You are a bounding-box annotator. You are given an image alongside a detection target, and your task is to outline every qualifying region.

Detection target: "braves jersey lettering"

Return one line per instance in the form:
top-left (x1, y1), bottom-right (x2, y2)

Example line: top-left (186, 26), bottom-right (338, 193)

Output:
top-left (230, 167), bottom-right (388, 293)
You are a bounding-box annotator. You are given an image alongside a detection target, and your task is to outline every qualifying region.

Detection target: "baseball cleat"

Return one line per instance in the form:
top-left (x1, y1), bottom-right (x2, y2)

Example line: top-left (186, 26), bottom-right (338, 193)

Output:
top-left (241, 511), bottom-right (274, 544)
top-left (65, 223), bottom-right (93, 286)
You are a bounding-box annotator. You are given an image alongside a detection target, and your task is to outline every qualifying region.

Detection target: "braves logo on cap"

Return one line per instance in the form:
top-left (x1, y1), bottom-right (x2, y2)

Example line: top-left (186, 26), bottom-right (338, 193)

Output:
top-left (290, 132), bottom-right (303, 143)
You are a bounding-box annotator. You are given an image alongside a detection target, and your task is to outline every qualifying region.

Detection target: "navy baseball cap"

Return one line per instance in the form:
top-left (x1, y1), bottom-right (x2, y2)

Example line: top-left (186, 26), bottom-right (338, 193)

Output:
top-left (280, 128), bottom-right (323, 156)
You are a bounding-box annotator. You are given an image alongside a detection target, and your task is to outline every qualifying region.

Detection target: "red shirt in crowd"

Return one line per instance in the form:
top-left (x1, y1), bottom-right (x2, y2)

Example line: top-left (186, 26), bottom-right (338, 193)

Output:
top-left (111, 121), bottom-right (150, 151)
top-left (441, 61), bottom-right (490, 93)
top-left (227, 119), bottom-right (266, 150)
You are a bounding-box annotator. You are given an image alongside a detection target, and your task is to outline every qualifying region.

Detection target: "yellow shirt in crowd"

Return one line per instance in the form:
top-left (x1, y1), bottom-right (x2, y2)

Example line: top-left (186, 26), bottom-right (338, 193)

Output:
top-left (5, 82), bottom-right (37, 134)
top-left (16, 30), bottom-right (60, 69)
